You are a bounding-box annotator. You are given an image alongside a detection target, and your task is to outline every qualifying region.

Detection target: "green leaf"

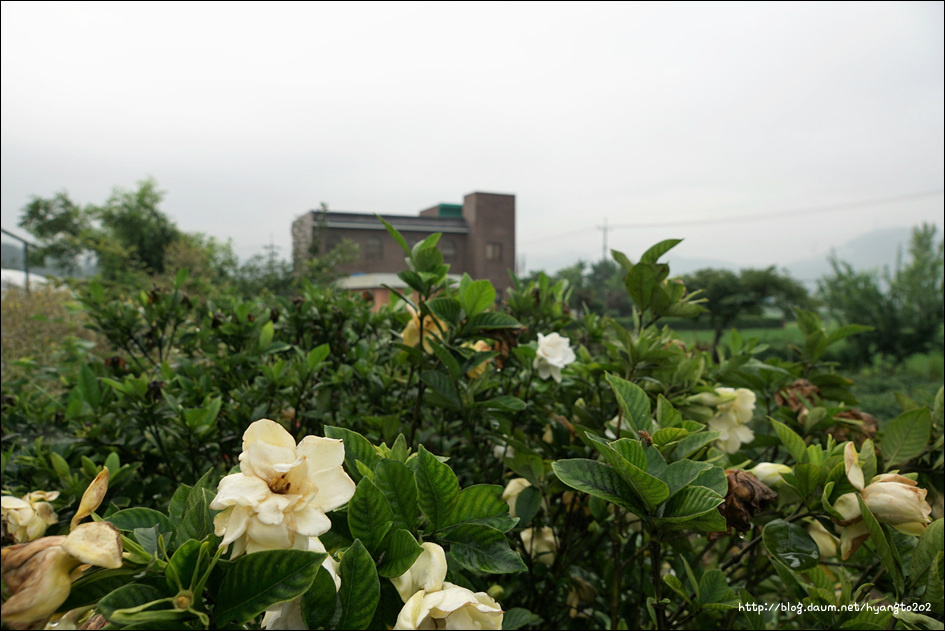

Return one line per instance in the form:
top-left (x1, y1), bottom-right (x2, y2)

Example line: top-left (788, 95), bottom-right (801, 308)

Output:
top-left (587, 435), bottom-right (668, 512)
top-left (882, 408), bottom-right (932, 469)
top-left (672, 431), bottom-right (720, 460)
top-left (762, 519), bottom-right (820, 572)
top-left (909, 519), bottom-right (944, 588)
top-left (439, 523), bottom-right (527, 573)
top-left (62, 570), bottom-right (141, 611)
top-left (771, 419), bottom-right (808, 463)
top-left (663, 574), bottom-right (690, 604)
top-left (640, 239), bottom-right (683, 264)
top-left (551, 459), bottom-right (646, 516)
top-left (659, 460), bottom-right (714, 498)
top-left (652, 427), bottom-right (688, 447)
top-left (513, 486), bottom-right (542, 527)
top-left (306, 344), bottom-right (330, 371)
top-left (420, 371), bottom-right (461, 410)
top-left (425, 297), bottom-right (462, 327)
top-left (479, 395), bottom-right (526, 412)
top-left (459, 277), bottom-right (496, 317)
top-left (416, 446), bottom-right (460, 531)
top-left (444, 484), bottom-right (515, 532)
top-left (97, 584), bottom-right (175, 625)
top-left (374, 459), bottom-right (419, 533)
top-left (301, 567), bottom-right (339, 630)
top-left (428, 339), bottom-right (462, 380)
top-left (858, 496), bottom-right (904, 595)
top-left (657, 485), bottom-right (724, 524)
top-left (698, 569), bottom-right (735, 604)
top-left (377, 529), bottom-right (424, 578)
top-left (464, 312), bottom-right (523, 331)
top-left (77, 364), bottom-right (101, 408)
top-left (338, 540), bottom-right (380, 630)
top-left (258, 320), bottom-right (274, 349)
top-left (215, 550), bottom-right (325, 625)
top-left (605, 373), bottom-right (651, 432)
top-left (348, 478), bottom-right (394, 556)
top-left (503, 607), bottom-right (543, 630)
top-left (325, 427), bottom-right (381, 483)
top-left (107, 508), bottom-right (176, 538)
top-left (378, 215), bottom-right (411, 254)
top-left (165, 539), bottom-right (203, 593)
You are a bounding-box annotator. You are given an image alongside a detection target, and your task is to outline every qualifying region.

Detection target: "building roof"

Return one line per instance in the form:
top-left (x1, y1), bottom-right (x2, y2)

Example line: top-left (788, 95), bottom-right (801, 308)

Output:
top-left (319, 211), bottom-right (469, 234)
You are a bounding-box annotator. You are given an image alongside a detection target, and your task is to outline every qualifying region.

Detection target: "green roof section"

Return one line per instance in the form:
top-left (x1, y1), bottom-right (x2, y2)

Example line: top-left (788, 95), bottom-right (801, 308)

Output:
top-left (437, 203), bottom-right (463, 218)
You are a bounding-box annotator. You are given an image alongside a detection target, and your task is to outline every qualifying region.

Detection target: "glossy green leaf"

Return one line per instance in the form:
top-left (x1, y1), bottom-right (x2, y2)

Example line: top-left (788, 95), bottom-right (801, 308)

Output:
top-left (444, 484), bottom-right (515, 532)
top-left (659, 460), bottom-right (714, 498)
top-left (348, 477), bottom-right (394, 556)
top-left (301, 566), bottom-right (339, 630)
top-left (762, 519), bottom-right (820, 572)
top-left (425, 297), bottom-right (462, 327)
top-left (909, 519), bottom-right (944, 588)
top-left (107, 508), bottom-right (176, 537)
top-left (215, 550), bottom-right (325, 625)
top-left (374, 459), bottom-right (419, 533)
top-left (377, 529), bottom-right (424, 578)
top-left (465, 312), bottom-right (523, 331)
top-left (416, 446), bottom-right (460, 531)
top-left (439, 523), bottom-right (527, 573)
top-left (459, 277), bottom-right (496, 317)
top-left (640, 239), bottom-right (682, 264)
top-left (338, 540), bottom-right (380, 630)
top-left (551, 459), bottom-right (646, 516)
top-left (420, 371), bottom-right (461, 410)
top-left (658, 485), bottom-right (724, 524)
top-left (98, 584), bottom-right (175, 625)
top-left (858, 496), bottom-right (904, 595)
top-left (503, 608), bottom-right (543, 630)
top-left (605, 374), bottom-right (651, 432)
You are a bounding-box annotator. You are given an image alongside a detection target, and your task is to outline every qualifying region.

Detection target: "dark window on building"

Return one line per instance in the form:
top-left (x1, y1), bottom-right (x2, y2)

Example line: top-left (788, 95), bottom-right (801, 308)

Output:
top-left (486, 242), bottom-right (502, 261)
top-left (441, 239), bottom-right (457, 263)
top-left (366, 236), bottom-right (383, 259)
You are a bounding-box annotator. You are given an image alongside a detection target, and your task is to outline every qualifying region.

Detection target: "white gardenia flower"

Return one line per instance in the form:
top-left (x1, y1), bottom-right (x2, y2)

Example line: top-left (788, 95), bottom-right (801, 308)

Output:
top-left (707, 387), bottom-right (756, 454)
top-left (501, 479), bottom-right (532, 519)
top-left (391, 542), bottom-right (503, 630)
top-left (210, 419), bottom-right (356, 558)
top-left (1, 491), bottom-right (59, 543)
top-left (395, 584), bottom-right (504, 630)
top-left (533, 332), bottom-right (576, 383)
top-left (521, 527), bottom-right (557, 567)
top-left (749, 463), bottom-right (792, 487)
top-left (832, 442), bottom-right (933, 559)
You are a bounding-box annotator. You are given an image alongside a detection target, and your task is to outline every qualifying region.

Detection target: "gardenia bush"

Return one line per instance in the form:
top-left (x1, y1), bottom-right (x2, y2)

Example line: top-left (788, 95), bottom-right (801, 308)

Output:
top-left (1, 229), bottom-right (942, 630)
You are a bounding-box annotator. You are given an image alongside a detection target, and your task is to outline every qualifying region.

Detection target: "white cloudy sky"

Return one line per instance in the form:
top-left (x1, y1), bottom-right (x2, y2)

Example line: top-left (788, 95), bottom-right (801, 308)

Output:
top-left (2, 1), bottom-right (942, 274)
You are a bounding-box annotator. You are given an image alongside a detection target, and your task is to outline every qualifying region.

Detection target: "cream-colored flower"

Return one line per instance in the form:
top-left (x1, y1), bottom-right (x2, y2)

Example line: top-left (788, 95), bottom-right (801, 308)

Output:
top-left (521, 526), bottom-right (557, 567)
top-left (832, 442), bottom-right (932, 559)
top-left (401, 304), bottom-right (448, 353)
top-left (394, 584), bottom-right (503, 630)
top-left (2, 491), bottom-right (59, 543)
top-left (0, 522), bottom-right (122, 628)
top-left (806, 520), bottom-right (839, 559)
top-left (707, 387), bottom-right (756, 454)
top-left (391, 542), bottom-right (449, 602)
top-left (210, 419), bottom-right (356, 558)
top-left (501, 479), bottom-right (532, 520)
top-left (533, 333), bottom-right (576, 383)
top-left (464, 340), bottom-right (493, 379)
top-left (749, 463), bottom-right (792, 487)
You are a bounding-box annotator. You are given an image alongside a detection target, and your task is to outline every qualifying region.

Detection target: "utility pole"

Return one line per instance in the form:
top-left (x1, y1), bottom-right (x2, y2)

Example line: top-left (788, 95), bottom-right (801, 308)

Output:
top-left (597, 218), bottom-right (609, 262)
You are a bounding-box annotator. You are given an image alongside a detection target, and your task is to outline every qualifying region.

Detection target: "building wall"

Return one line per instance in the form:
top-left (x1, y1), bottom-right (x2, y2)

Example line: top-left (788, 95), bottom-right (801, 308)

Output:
top-left (291, 191), bottom-right (515, 298)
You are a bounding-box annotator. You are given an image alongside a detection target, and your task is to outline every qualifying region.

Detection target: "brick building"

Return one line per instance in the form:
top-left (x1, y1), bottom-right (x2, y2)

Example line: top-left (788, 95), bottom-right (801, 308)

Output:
top-left (292, 192), bottom-right (515, 302)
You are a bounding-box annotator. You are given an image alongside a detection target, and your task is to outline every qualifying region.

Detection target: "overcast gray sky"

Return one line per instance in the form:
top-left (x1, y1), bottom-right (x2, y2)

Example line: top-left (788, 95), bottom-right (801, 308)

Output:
top-left (2, 1), bottom-right (942, 274)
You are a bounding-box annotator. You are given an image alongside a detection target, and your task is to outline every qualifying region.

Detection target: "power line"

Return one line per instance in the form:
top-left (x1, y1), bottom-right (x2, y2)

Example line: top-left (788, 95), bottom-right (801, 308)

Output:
top-left (523, 189), bottom-right (944, 244)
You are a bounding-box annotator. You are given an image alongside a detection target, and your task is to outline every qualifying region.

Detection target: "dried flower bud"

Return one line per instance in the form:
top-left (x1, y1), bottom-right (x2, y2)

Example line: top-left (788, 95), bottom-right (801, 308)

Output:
top-left (71, 468), bottom-right (109, 531)
top-left (718, 469), bottom-right (777, 532)
top-left (774, 379), bottom-right (821, 412)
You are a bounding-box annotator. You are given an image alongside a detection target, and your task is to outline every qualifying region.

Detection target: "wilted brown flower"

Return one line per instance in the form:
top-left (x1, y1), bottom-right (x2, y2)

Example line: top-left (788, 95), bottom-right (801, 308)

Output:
top-left (828, 409), bottom-right (879, 447)
top-left (718, 469), bottom-right (777, 532)
top-left (774, 379), bottom-right (821, 412)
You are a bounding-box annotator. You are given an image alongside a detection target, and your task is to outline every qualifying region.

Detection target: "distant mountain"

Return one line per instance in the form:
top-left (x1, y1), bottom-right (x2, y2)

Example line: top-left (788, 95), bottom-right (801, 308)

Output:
top-left (782, 226), bottom-right (913, 288)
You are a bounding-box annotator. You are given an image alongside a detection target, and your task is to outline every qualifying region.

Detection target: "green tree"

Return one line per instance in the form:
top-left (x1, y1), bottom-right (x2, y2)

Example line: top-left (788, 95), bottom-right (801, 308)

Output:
top-left (682, 266), bottom-right (812, 351)
top-left (18, 178), bottom-right (182, 280)
top-left (819, 222), bottom-right (944, 368)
